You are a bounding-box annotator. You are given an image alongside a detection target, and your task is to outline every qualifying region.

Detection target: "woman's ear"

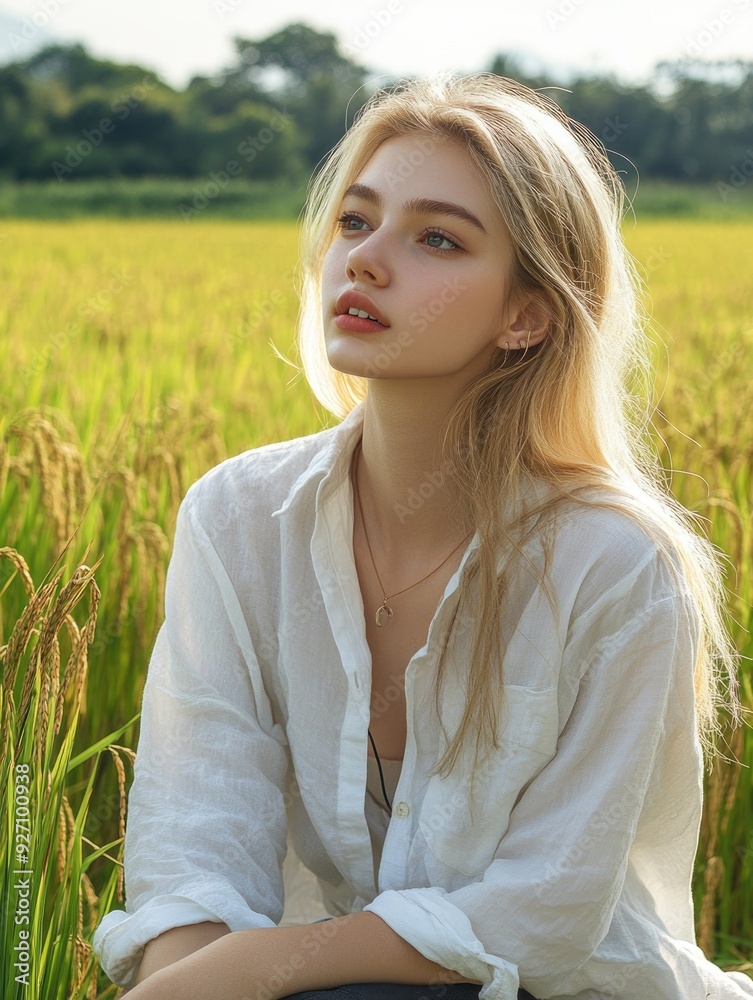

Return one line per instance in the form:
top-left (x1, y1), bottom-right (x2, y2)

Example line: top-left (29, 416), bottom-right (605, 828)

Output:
top-left (496, 293), bottom-right (551, 350)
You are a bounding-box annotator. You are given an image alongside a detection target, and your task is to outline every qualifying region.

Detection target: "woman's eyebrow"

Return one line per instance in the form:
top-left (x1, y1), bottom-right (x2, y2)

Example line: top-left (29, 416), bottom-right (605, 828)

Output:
top-left (342, 182), bottom-right (487, 235)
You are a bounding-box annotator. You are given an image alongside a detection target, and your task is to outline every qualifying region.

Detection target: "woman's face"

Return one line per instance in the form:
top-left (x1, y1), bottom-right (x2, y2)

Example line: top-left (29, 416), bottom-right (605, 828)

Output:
top-left (321, 132), bottom-right (521, 382)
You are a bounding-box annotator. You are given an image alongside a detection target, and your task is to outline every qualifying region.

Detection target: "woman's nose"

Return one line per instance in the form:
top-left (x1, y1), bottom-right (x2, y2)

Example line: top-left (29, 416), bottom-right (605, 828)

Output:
top-left (345, 232), bottom-right (390, 285)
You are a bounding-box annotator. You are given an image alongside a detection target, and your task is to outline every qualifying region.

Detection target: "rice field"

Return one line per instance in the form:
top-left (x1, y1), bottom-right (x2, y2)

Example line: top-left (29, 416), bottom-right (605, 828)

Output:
top-left (0, 218), bottom-right (751, 997)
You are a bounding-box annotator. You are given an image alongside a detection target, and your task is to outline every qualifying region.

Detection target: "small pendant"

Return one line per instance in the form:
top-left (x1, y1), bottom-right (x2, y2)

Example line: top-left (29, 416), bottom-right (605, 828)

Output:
top-left (375, 601), bottom-right (393, 627)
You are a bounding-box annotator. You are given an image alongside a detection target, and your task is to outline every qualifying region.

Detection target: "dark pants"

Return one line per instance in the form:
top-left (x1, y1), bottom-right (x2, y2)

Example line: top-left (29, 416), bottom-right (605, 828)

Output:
top-left (281, 987), bottom-right (538, 1000)
top-left (279, 919), bottom-right (539, 1000)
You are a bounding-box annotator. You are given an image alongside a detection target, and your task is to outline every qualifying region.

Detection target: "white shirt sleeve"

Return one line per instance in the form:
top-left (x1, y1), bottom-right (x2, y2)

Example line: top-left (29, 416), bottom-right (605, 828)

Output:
top-left (92, 487), bottom-right (291, 989)
top-left (363, 550), bottom-right (753, 1000)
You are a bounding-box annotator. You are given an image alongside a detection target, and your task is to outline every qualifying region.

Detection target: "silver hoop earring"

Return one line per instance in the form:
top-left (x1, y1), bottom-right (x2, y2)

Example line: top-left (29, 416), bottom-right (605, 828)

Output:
top-left (503, 340), bottom-right (510, 365)
top-left (517, 330), bottom-right (531, 355)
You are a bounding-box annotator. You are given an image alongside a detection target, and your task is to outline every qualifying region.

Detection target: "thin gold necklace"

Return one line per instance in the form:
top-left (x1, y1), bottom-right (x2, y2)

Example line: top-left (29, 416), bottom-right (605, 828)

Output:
top-left (352, 437), bottom-right (474, 628)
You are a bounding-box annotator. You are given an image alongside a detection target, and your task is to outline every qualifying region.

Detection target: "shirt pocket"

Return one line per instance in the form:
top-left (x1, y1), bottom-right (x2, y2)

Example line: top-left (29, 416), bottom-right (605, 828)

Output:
top-left (418, 683), bottom-right (559, 876)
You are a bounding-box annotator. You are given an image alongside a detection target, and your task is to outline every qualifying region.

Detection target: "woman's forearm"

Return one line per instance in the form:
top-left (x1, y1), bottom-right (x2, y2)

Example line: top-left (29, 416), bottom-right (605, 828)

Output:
top-left (121, 912), bottom-right (482, 999)
top-left (128, 920), bottom-right (231, 988)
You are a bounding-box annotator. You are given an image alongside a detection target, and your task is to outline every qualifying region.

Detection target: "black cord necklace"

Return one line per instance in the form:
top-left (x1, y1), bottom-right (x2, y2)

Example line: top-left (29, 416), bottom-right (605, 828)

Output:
top-left (367, 727), bottom-right (392, 812)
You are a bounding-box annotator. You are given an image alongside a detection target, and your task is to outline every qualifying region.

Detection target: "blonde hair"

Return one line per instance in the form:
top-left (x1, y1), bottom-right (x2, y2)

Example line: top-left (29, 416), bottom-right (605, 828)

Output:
top-left (294, 70), bottom-right (741, 793)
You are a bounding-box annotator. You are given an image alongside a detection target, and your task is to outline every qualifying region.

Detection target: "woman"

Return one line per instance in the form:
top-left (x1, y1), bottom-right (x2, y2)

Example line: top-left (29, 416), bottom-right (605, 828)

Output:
top-left (93, 72), bottom-right (752, 999)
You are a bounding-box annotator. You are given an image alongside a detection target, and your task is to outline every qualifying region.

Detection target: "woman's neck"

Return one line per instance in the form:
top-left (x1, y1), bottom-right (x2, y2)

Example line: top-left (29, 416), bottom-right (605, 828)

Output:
top-left (354, 387), bottom-right (475, 564)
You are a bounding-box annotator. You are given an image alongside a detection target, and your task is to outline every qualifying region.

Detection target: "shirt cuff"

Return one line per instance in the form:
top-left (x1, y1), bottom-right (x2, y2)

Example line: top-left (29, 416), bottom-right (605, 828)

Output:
top-left (362, 887), bottom-right (520, 1000)
top-left (92, 894), bottom-right (276, 989)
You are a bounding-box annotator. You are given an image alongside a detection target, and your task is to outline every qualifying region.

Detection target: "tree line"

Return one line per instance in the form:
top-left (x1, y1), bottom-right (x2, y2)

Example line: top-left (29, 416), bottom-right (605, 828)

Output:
top-left (0, 21), bottom-right (751, 192)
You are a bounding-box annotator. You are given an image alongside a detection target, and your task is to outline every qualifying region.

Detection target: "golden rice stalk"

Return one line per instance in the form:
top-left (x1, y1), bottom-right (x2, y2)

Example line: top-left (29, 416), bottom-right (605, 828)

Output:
top-left (128, 521), bottom-right (169, 639)
top-left (25, 420), bottom-right (64, 546)
top-left (699, 855), bottom-right (725, 957)
top-left (0, 545), bottom-right (35, 656)
top-left (80, 871), bottom-right (99, 916)
top-left (697, 726), bottom-right (744, 956)
top-left (0, 549), bottom-right (102, 765)
top-left (9, 576), bottom-right (62, 728)
top-left (2, 410), bottom-right (91, 551)
top-left (74, 575), bottom-right (100, 720)
top-left (34, 634), bottom-right (60, 761)
top-left (56, 792), bottom-right (69, 886)
top-left (33, 564), bottom-right (99, 759)
top-left (52, 614), bottom-right (81, 736)
top-left (107, 744), bottom-right (133, 899)
top-left (107, 746), bottom-right (128, 843)
top-left (96, 466), bottom-right (138, 624)
top-left (56, 794), bottom-right (77, 889)
top-left (62, 570), bottom-right (101, 726)
top-left (697, 752), bottom-right (725, 956)
top-left (70, 934), bottom-right (94, 1000)
top-left (0, 547), bottom-right (35, 598)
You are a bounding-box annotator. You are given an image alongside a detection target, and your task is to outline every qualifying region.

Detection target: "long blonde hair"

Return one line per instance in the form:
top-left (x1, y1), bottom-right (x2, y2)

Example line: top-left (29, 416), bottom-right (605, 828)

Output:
top-left (294, 70), bottom-right (741, 788)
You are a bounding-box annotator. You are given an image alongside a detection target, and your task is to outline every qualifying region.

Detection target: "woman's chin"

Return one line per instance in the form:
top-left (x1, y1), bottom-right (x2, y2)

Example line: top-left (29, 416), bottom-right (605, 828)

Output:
top-left (323, 342), bottom-right (381, 379)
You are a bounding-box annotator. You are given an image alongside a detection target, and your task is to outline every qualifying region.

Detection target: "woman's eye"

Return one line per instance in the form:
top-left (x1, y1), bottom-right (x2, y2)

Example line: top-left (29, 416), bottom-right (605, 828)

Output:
top-left (425, 231), bottom-right (459, 251)
top-left (334, 213), bottom-right (460, 254)
top-left (336, 212), bottom-right (370, 231)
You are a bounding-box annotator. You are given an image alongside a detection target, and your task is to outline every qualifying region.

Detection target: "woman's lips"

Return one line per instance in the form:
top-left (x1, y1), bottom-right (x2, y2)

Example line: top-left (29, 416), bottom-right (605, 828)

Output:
top-left (334, 291), bottom-right (390, 327)
top-left (334, 313), bottom-right (390, 333)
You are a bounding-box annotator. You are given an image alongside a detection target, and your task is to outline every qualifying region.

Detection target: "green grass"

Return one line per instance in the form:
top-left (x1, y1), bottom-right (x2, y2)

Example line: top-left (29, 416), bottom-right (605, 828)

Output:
top-left (0, 176), bottom-right (310, 221)
top-left (625, 179), bottom-right (753, 219)
top-left (2, 177), bottom-right (753, 220)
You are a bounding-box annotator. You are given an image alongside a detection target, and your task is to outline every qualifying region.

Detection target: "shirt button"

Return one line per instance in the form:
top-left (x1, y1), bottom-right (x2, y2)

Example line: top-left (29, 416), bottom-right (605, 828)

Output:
top-left (394, 801), bottom-right (410, 817)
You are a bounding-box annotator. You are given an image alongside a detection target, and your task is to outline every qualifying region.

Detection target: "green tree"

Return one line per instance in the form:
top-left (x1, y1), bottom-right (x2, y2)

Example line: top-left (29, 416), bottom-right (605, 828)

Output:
top-left (22, 42), bottom-right (154, 93)
top-left (0, 66), bottom-right (39, 178)
top-left (226, 22), bottom-right (370, 168)
top-left (2, 32), bottom-right (753, 187)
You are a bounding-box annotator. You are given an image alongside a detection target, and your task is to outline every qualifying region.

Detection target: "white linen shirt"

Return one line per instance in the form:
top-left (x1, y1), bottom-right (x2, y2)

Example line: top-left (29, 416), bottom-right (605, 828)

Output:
top-left (92, 399), bottom-right (753, 999)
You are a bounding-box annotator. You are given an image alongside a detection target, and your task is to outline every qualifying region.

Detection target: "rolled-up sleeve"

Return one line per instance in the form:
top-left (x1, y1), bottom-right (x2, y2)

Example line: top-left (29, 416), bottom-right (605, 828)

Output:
top-left (364, 565), bottom-right (752, 999)
top-left (92, 487), bottom-right (290, 989)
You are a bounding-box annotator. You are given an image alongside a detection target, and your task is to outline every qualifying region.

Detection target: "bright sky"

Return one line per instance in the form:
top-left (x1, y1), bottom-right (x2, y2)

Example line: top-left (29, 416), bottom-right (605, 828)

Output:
top-left (1, 0), bottom-right (752, 90)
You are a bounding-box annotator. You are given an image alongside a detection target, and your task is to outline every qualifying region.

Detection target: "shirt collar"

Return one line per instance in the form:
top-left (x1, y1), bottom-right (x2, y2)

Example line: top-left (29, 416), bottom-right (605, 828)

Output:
top-left (270, 400), bottom-right (552, 548)
top-left (270, 400), bottom-right (366, 521)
